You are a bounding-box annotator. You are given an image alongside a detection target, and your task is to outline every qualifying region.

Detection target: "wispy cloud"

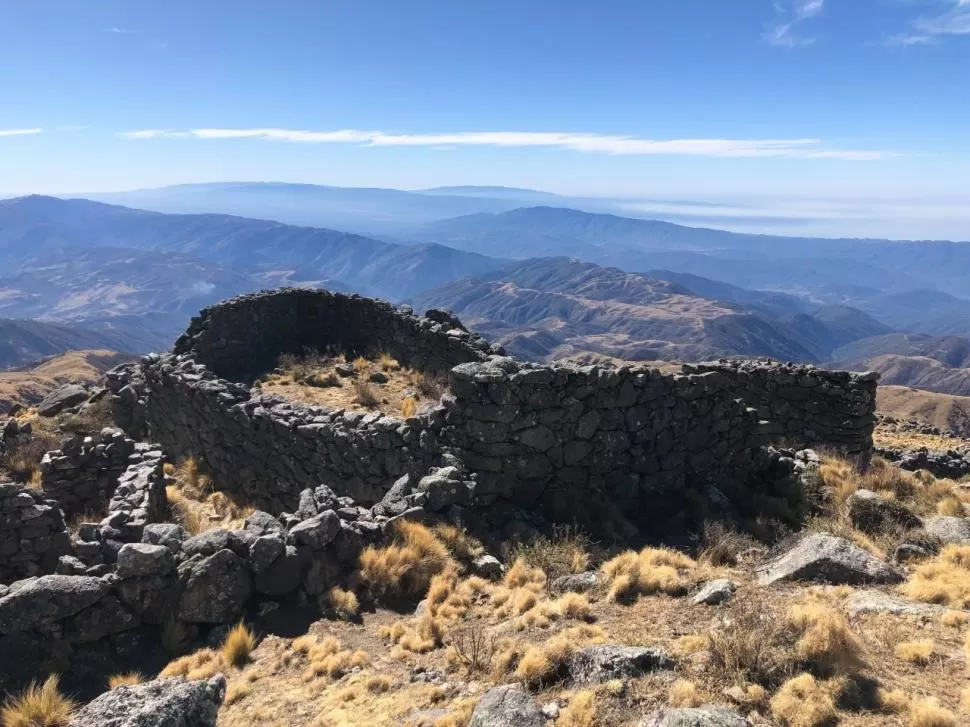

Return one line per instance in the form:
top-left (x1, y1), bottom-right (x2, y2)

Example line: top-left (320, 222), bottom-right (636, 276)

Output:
top-left (766, 0), bottom-right (825, 47)
top-left (105, 27), bottom-right (133, 34)
top-left (0, 128), bottom-right (42, 137)
top-left (119, 127), bottom-right (883, 160)
top-left (886, 0), bottom-right (970, 45)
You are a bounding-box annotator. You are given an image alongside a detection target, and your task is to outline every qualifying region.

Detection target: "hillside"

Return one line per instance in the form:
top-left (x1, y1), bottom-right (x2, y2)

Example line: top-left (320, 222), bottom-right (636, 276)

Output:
top-left (877, 384), bottom-right (970, 438)
top-left (0, 349), bottom-right (134, 413)
top-left (411, 258), bottom-right (859, 363)
top-left (0, 317), bottom-right (153, 369)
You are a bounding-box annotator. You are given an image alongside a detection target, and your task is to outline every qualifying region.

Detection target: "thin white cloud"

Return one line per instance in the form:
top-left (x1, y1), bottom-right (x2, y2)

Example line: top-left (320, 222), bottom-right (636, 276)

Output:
top-left (105, 27), bottom-right (134, 34)
top-left (119, 127), bottom-right (883, 160)
top-left (914, 0), bottom-right (970, 36)
top-left (766, 0), bottom-right (825, 47)
top-left (0, 128), bottom-right (42, 137)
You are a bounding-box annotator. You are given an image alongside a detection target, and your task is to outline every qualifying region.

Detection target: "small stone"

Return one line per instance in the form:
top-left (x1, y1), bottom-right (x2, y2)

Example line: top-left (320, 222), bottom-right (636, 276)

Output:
top-left (470, 554), bottom-right (504, 580)
top-left (552, 571), bottom-right (600, 593)
top-left (570, 645), bottom-right (675, 684)
top-left (691, 579), bottom-right (736, 606)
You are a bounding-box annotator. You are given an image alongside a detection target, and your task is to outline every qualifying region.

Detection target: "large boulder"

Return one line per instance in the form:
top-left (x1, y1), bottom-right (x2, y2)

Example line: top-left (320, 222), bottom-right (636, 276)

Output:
top-left (846, 489), bottom-right (921, 534)
top-left (69, 675), bottom-right (225, 727)
top-left (288, 510), bottom-right (341, 549)
top-left (468, 684), bottom-right (545, 727)
top-left (924, 516), bottom-right (970, 544)
top-left (37, 384), bottom-right (89, 417)
top-left (569, 644), bottom-right (675, 684)
top-left (177, 550), bottom-right (252, 623)
top-left (117, 543), bottom-right (175, 579)
top-left (756, 533), bottom-right (904, 586)
top-left (0, 575), bottom-right (109, 634)
top-left (142, 523), bottom-right (186, 554)
top-left (638, 706), bottom-right (751, 727)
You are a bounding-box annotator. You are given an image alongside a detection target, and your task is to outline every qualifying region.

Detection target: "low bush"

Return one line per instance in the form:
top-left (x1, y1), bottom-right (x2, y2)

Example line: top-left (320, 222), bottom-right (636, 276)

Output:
top-left (0, 676), bottom-right (76, 727)
top-left (221, 623), bottom-right (257, 667)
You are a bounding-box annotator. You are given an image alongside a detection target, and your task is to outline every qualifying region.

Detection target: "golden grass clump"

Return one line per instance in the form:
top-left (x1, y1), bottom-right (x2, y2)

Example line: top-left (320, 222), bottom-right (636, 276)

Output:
top-left (509, 625), bottom-right (604, 687)
top-left (224, 681), bottom-right (252, 706)
top-left (352, 380), bottom-right (380, 408)
top-left (107, 672), bottom-right (143, 689)
top-left (908, 697), bottom-right (957, 727)
top-left (552, 592), bottom-right (593, 621)
top-left (668, 679), bottom-right (702, 708)
top-left (940, 610), bottom-right (970, 627)
top-left (877, 688), bottom-right (911, 714)
top-left (503, 557), bottom-right (548, 591)
top-left (401, 396), bottom-right (418, 418)
top-left (558, 690), bottom-right (597, 727)
top-left (357, 520), bottom-right (454, 600)
top-left (166, 486), bottom-right (203, 535)
top-left (786, 599), bottom-right (864, 675)
top-left (293, 635), bottom-right (369, 680)
top-left (431, 523), bottom-right (485, 563)
top-left (900, 544), bottom-right (970, 608)
top-left (365, 674), bottom-right (392, 693)
top-left (937, 497), bottom-right (965, 517)
top-left (0, 676), bottom-right (76, 727)
top-left (327, 587), bottom-right (360, 619)
top-left (353, 356), bottom-right (369, 373)
top-left (221, 622), bottom-right (257, 667)
top-left (770, 673), bottom-right (837, 727)
top-left (895, 639), bottom-right (935, 666)
top-left (379, 353), bottom-right (400, 372)
top-left (160, 648), bottom-right (225, 681)
top-left (601, 546), bottom-right (695, 602)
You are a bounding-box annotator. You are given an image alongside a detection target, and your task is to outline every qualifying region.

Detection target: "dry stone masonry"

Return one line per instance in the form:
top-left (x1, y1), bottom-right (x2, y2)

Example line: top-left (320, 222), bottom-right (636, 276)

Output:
top-left (0, 483), bottom-right (70, 583)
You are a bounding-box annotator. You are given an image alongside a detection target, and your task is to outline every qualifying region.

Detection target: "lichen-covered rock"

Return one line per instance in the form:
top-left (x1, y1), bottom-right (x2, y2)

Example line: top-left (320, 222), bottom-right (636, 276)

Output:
top-left (69, 675), bottom-right (226, 727)
top-left (691, 579), bottom-right (736, 606)
top-left (552, 571), bottom-right (600, 593)
top-left (845, 590), bottom-right (949, 618)
top-left (288, 510), bottom-right (341, 549)
top-left (117, 543), bottom-right (175, 579)
top-left (0, 575), bottom-right (109, 634)
top-left (37, 383), bottom-right (89, 416)
top-left (468, 684), bottom-right (545, 727)
top-left (142, 523), bottom-right (186, 553)
top-left (846, 489), bottom-right (921, 534)
top-left (638, 706), bottom-right (751, 727)
top-left (177, 550), bottom-right (252, 623)
top-left (924, 516), bottom-right (970, 544)
top-left (756, 533), bottom-right (903, 586)
top-left (569, 644), bottom-right (675, 683)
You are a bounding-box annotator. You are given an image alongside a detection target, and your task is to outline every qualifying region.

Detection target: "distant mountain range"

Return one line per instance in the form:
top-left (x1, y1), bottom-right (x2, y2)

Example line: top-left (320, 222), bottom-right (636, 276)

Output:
top-left (833, 333), bottom-right (970, 396)
top-left (3, 187), bottom-right (970, 396)
top-left (0, 318), bottom-right (150, 370)
top-left (0, 349), bottom-right (134, 413)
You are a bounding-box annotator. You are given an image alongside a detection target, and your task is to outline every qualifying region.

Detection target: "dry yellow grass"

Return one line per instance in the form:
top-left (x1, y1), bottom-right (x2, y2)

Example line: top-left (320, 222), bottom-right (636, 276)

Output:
top-left (358, 520), bottom-right (454, 600)
top-left (509, 526), bottom-right (592, 579)
top-left (787, 600), bottom-right (864, 675)
top-left (222, 622), bottom-right (258, 667)
top-left (900, 544), bottom-right (970, 608)
top-left (600, 547), bottom-right (695, 602)
top-left (0, 676), bottom-right (76, 727)
top-left (667, 679), bottom-right (702, 708)
top-left (107, 672), bottom-right (143, 689)
top-left (895, 639), bottom-right (936, 666)
top-left (327, 587), bottom-right (360, 619)
top-left (401, 396), bottom-right (418, 418)
top-left (908, 697), bottom-right (957, 727)
top-left (431, 524), bottom-right (485, 563)
top-left (770, 673), bottom-right (837, 727)
top-left (161, 648), bottom-right (226, 681)
top-left (940, 610), bottom-right (970, 627)
top-left (558, 690), bottom-right (597, 727)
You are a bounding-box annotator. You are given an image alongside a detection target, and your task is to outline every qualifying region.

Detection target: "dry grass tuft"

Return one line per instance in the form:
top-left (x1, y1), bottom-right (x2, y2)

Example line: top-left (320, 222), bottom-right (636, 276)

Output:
top-left (770, 673), bottom-right (837, 727)
top-left (431, 524), bottom-right (485, 563)
top-left (509, 525), bottom-right (592, 579)
top-left (601, 546), bottom-right (695, 602)
top-left (379, 353), bottom-right (400, 372)
top-left (160, 648), bottom-right (225, 681)
top-left (908, 697), bottom-right (957, 727)
top-left (107, 672), bottom-right (143, 689)
top-left (353, 380), bottom-right (380, 408)
top-left (668, 679), bottom-right (702, 708)
top-left (365, 675), bottom-right (392, 694)
top-left (327, 587), bottom-right (360, 619)
top-left (878, 688), bottom-right (912, 714)
top-left (787, 599), bottom-right (864, 675)
top-left (698, 521), bottom-right (759, 566)
top-left (895, 639), bottom-right (936, 666)
top-left (900, 544), bottom-right (970, 608)
top-left (353, 356), bottom-right (370, 373)
top-left (938, 497), bottom-right (965, 517)
top-left (224, 681), bottom-right (252, 706)
top-left (940, 610), bottom-right (970, 627)
top-left (358, 520), bottom-right (454, 601)
top-left (705, 595), bottom-right (796, 689)
top-left (0, 675), bottom-right (76, 727)
top-left (558, 690), bottom-right (597, 727)
top-left (221, 622), bottom-right (257, 667)
top-left (401, 396), bottom-right (418, 419)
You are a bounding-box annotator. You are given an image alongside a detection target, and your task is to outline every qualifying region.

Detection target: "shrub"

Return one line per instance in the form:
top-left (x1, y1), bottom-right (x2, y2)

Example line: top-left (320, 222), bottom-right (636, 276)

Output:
top-left (2, 431), bottom-right (60, 483)
top-left (352, 380), bottom-right (380, 408)
top-left (0, 676), bottom-right (76, 727)
top-left (668, 679), bottom-right (701, 708)
top-left (509, 525), bottom-right (592, 579)
top-left (705, 596), bottom-right (796, 688)
top-left (221, 623), bottom-right (257, 667)
top-left (770, 673), bottom-right (837, 727)
top-left (895, 639), bottom-right (935, 666)
top-left (107, 672), bottom-right (143, 689)
top-left (357, 520), bottom-right (453, 600)
top-left (698, 521), bottom-right (759, 566)
top-left (908, 697), bottom-right (957, 727)
top-left (446, 622), bottom-right (497, 675)
top-left (558, 690), bottom-right (597, 727)
top-left (327, 587), bottom-right (360, 620)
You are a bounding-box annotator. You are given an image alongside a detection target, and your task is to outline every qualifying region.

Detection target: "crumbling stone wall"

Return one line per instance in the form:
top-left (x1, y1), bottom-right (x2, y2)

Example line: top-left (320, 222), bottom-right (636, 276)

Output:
top-left (39, 429), bottom-right (136, 519)
top-left (683, 360), bottom-right (879, 456)
top-left (173, 288), bottom-right (500, 383)
top-left (0, 483), bottom-right (71, 583)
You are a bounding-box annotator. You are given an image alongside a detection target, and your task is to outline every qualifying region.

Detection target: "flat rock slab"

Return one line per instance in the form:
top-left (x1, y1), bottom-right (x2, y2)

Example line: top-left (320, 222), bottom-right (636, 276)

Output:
top-left (468, 684), bottom-right (545, 727)
top-left (756, 533), bottom-right (904, 586)
top-left (924, 516), bottom-right (970, 544)
top-left (638, 706), bottom-right (751, 727)
top-left (69, 675), bottom-right (225, 727)
top-left (845, 590), bottom-right (952, 618)
top-left (0, 575), bottom-right (109, 634)
top-left (37, 384), bottom-right (89, 417)
top-left (569, 644), bottom-right (675, 684)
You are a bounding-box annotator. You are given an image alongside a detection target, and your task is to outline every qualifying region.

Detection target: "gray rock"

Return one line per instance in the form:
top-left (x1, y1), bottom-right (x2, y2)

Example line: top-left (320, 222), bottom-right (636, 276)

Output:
top-left (369, 370), bottom-right (389, 384)
top-left (638, 706), bottom-right (751, 727)
top-left (569, 644), bottom-right (675, 684)
top-left (691, 579), bottom-right (736, 606)
top-left (117, 543), bottom-right (175, 579)
top-left (470, 554), bottom-right (504, 580)
top-left (142, 523), bottom-right (186, 553)
top-left (756, 533), bottom-right (904, 586)
top-left (417, 472), bottom-right (474, 512)
top-left (893, 541), bottom-right (934, 564)
top-left (69, 675), bottom-right (226, 727)
top-left (177, 550), bottom-right (252, 623)
top-left (924, 516), bottom-right (970, 544)
top-left (468, 684), bottom-right (545, 727)
top-left (552, 571), bottom-right (600, 593)
top-left (254, 546), bottom-right (305, 595)
top-left (844, 590), bottom-right (950, 618)
top-left (249, 535), bottom-right (285, 573)
top-left (288, 510), bottom-right (341, 549)
top-left (0, 575), bottom-right (109, 634)
top-left (846, 489), bottom-right (921, 534)
top-left (243, 510), bottom-right (284, 536)
top-left (37, 384), bottom-right (89, 417)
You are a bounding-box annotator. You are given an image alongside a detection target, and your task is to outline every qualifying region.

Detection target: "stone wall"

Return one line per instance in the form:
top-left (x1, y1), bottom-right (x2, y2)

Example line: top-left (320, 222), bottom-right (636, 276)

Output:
top-left (39, 429), bottom-right (136, 519)
top-left (683, 360), bottom-right (879, 456)
top-left (0, 483), bottom-right (71, 583)
top-left (173, 288), bottom-right (500, 383)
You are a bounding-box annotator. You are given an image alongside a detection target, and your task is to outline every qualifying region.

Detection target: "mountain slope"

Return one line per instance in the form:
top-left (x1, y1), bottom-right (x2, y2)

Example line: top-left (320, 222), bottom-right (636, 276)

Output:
top-left (877, 385), bottom-right (970, 438)
top-left (0, 349), bottom-right (135, 413)
top-left (0, 318), bottom-right (152, 369)
top-left (411, 258), bottom-right (827, 363)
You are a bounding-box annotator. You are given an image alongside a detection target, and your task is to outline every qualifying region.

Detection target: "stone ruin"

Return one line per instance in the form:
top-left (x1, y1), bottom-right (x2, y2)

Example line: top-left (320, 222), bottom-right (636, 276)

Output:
top-left (0, 287), bottom-right (880, 697)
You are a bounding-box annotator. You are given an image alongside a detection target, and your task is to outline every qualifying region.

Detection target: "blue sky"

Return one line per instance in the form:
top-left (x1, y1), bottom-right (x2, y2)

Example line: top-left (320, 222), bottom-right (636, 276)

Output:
top-left (1, 0), bottom-right (969, 237)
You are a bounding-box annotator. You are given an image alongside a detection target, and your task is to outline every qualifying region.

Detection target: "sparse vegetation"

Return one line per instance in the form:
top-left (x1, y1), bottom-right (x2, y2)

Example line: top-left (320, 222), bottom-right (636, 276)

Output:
top-left (900, 544), bottom-right (970, 608)
top-left (358, 520), bottom-right (454, 600)
top-left (508, 525), bottom-right (592, 579)
top-left (221, 622), bottom-right (258, 667)
top-left (0, 676), bottom-right (76, 727)
top-left (107, 672), bottom-right (143, 689)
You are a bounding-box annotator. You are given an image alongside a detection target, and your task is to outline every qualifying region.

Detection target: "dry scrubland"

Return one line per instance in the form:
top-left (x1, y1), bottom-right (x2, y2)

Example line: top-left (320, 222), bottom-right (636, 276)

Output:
top-left (9, 452), bottom-right (970, 726)
top-left (0, 350), bottom-right (133, 414)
